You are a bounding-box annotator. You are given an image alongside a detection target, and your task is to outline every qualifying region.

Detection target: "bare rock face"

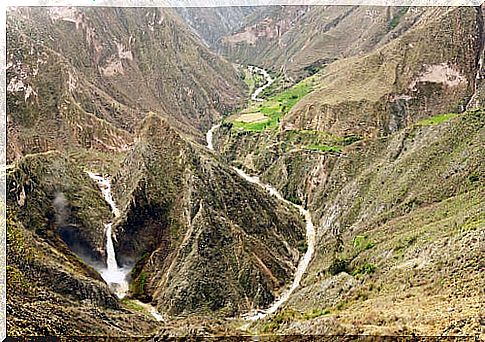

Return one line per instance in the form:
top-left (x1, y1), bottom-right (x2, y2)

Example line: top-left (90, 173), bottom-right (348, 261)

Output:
top-left (111, 114), bottom-right (306, 316)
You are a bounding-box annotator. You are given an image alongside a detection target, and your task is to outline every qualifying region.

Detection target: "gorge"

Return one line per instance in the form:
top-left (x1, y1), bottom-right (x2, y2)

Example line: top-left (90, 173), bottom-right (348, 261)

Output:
top-left (5, 4), bottom-right (484, 338)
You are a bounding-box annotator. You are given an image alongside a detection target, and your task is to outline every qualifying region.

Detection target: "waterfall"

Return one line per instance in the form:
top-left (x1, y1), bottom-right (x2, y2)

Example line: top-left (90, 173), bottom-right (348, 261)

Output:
top-left (86, 171), bottom-right (129, 299)
top-left (105, 223), bottom-right (118, 271)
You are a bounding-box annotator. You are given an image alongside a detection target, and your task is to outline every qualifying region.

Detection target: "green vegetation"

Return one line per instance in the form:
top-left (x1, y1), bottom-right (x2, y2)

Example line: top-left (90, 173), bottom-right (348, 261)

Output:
top-left (389, 7), bottom-right (409, 30)
top-left (353, 235), bottom-right (375, 252)
top-left (342, 135), bottom-right (362, 145)
top-left (232, 77), bottom-right (313, 132)
top-left (393, 234), bottom-right (418, 256)
top-left (281, 130), bottom-right (361, 153)
top-left (132, 271), bottom-right (148, 297)
top-left (416, 113), bottom-right (459, 126)
top-left (297, 239), bottom-right (308, 254)
top-left (328, 258), bottom-right (349, 275)
top-left (304, 144), bottom-right (342, 153)
top-left (335, 300), bottom-right (348, 311)
top-left (351, 263), bottom-right (377, 277)
top-left (121, 298), bottom-right (146, 313)
top-left (287, 195), bottom-right (303, 205)
top-left (242, 68), bottom-right (265, 98)
top-left (261, 307), bottom-right (330, 332)
top-left (302, 308), bottom-right (330, 320)
top-left (261, 309), bottom-right (300, 333)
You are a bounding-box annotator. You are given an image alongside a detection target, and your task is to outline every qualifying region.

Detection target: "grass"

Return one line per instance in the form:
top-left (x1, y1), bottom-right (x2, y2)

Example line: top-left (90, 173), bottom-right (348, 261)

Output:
top-left (353, 235), bottom-right (375, 252)
top-left (302, 308), bottom-right (331, 320)
top-left (242, 68), bottom-right (265, 98)
top-left (351, 263), bottom-right (377, 277)
top-left (232, 77), bottom-right (313, 132)
top-left (416, 113), bottom-right (459, 126)
top-left (261, 307), bottom-right (330, 332)
top-left (121, 298), bottom-right (146, 313)
top-left (281, 130), bottom-right (361, 153)
top-left (304, 144), bottom-right (343, 153)
top-left (287, 195), bottom-right (303, 205)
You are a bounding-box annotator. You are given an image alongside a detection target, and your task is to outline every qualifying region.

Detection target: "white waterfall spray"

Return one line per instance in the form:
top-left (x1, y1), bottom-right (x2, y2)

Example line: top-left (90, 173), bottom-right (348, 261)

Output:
top-left (86, 171), bottom-right (129, 299)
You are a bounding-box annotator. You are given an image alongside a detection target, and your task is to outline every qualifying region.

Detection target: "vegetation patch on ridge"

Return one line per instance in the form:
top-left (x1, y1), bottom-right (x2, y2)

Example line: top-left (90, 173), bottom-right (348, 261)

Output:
top-left (415, 113), bottom-right (459, 126)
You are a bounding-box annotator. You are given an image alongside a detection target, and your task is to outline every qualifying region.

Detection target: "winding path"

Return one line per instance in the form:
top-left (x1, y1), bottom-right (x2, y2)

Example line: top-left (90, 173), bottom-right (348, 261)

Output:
top-left (206, 66), bottom-right (316, 321)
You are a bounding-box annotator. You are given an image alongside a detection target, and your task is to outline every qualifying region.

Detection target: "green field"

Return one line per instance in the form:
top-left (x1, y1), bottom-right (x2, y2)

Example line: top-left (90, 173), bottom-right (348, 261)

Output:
top-left (232, 77), bottom-right (314, 132)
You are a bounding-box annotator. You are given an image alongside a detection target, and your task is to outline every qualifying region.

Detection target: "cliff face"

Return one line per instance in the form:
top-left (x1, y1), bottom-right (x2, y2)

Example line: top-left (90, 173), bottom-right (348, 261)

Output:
top-left (110, 114), bottom-right (306, 316)
top-left (6, 7), bottom-right (246, 163)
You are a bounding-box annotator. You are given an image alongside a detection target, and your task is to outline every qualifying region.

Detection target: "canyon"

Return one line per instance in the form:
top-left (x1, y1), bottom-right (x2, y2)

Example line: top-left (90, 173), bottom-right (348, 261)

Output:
top-left (5, 4), bottom-right (485, 338)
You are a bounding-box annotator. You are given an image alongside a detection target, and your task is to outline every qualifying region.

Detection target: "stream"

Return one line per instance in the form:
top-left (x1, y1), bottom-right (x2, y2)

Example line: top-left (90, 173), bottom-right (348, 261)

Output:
top-left (206, 65), bottom-right (316, 321)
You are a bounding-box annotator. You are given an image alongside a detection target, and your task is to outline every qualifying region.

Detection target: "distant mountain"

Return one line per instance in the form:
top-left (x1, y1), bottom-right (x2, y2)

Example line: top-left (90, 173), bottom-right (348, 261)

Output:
top-left (210, 6), bottom-right (429, 78)
top-left (175, 6), bottom-right (257, 45)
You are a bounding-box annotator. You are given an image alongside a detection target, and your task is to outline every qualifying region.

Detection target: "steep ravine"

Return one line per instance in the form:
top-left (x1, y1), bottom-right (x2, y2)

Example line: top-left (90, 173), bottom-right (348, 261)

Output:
top-left (86, 171), bottom-right (164, 321)
top-left (86, 172), bottom-right (129, 299)
top-left (206, 68), bottom-right (316, 321)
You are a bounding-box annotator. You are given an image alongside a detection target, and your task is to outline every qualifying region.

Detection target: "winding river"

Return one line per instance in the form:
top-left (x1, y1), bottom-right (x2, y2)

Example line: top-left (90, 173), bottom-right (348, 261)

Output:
top-left (206, 66), bottom-right (316, 321)
top-left (248, 65), bottom-right (274, 102)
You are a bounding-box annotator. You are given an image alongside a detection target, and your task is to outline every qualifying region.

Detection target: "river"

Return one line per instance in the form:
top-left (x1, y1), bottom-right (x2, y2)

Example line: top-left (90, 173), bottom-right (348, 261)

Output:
top-left (206, 65), bottom-right (315, 321)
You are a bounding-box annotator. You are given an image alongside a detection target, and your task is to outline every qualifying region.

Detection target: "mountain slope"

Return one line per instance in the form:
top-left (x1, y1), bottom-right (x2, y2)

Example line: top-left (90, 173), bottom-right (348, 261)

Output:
top-left (6, 7), bottom-right (246, 163)
top-left (219, 107), bottom-right (484, 335)
top-left (282, 6), bottom-right (483, 137)
top-left (110, 114), bottom-right (306, 316)
top-left (175, 6), bottom-right (257, 45)
top-left (215, 6), bottom-right (434, 79)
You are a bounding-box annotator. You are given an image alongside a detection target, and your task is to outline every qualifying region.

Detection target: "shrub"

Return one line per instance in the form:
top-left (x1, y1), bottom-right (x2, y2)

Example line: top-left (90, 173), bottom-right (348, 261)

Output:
top-left (303, 308), bottom-right (330, 320)
top-left (352, 263), bottom-right (376, 277)
top-left (287, 195), bottom-right (303, 205)
top-left (328, 258), bottom-right (349, 275)
top-left (353, 235), bottom-right (375, 251)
